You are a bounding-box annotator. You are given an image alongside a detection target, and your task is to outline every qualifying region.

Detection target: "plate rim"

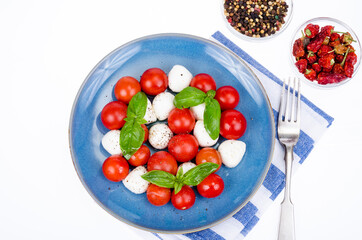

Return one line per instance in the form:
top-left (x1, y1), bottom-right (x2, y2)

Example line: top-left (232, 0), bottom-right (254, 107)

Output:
top-left (68, 33), bottom-right (275, 234)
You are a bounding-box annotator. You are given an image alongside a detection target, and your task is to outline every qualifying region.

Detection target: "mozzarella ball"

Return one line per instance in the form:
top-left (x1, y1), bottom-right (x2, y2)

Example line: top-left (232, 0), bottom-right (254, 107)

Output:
top-left (122, 166), bottom-right (149, 194)
top-left (193, 120), bottom-right (218, 147)
top-left (101, 130), bottom-right (122, 155)
top-left (149, 123), bottom-right (173, 149)
top-left (168, 65), bottom-right (193, 92)
top-left (218, 140), bottom-right (246, 168)
top-left (190, 103), bottom-right (205, 120)
top-left (144, 98), bottom-right (157, 124)
top-left (152, 92), bottom-right (175, 121)
top-left (178, 162), bottom-right (196, 174)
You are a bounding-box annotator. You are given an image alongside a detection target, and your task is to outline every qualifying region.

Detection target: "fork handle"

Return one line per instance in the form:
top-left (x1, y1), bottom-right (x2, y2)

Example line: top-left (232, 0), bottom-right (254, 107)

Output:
top-left (278, 146), bottom-right (295, 240)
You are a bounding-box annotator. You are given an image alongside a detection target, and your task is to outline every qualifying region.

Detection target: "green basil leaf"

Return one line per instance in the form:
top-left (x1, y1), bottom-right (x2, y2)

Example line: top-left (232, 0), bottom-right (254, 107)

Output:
top-left (127, 92), bottom-right (148, 119)
top-left (173, 87), bottom-right (206, 109)
top-left (204, 98), bottom-right (221, 140)
top-left (182, 162), bottom-right (219, 186)
top-left (176, 166), bottom-right (183, 180)
top-left (174, 182), bottom-right (184, 195)
top-left (206, 90), bottom-right (216, 99)
top-left (120, 119), bottom-right (145, 159)
top-left (141, 170), bottom-right (176, 188)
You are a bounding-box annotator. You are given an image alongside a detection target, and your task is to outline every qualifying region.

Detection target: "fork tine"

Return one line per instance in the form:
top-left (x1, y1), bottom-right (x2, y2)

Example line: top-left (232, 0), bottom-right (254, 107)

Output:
top-left (284, 77), bottom-right (291, 122)
top-left (291, 78), bottom-right (296, 122)
top-left (278, 79), bottom-right (286, 122)
top-left (296, 78), bottom-right (301, 123)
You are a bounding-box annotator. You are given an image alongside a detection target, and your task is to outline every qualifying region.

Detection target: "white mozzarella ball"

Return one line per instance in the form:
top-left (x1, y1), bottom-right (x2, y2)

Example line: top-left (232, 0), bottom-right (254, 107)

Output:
top-left (152, 92), bottom-right (175, 121)
top-left (218, 140), bottom-right (246, 168)
top-left (101, 130), bottom-right (122, 155)
top-left (178, 162), bottom-right (196, 174)
top-left (149, 123), bottom-right (173, 149)
top-left (193, 120), bottom-right (218, 147)
top-left (122, 166), bottom-right (149, 194)
top-left (168, 65), bottom-right (193, 92)
top-left (190, 103), bottom-right (205, 120)
top-left (144, 98), bottom-right (157, 124)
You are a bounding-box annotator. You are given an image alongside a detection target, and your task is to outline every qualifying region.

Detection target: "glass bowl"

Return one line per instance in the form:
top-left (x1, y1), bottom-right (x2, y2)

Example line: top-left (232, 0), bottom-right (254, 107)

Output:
top-left (220, 0), bottom-right (293, 42)
top-left (290, 17), bottom-right (361, 89)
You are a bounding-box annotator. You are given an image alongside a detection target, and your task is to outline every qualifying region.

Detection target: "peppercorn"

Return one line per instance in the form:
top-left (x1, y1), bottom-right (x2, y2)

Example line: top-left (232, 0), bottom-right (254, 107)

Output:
top-left (224, 0), bottom-right (288, 38)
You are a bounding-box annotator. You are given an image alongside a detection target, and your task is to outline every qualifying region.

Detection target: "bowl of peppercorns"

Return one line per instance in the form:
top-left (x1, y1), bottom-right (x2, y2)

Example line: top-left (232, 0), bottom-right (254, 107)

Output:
top-left (222, 0), bottom-right (293, 40)
top-left (291, 17), bottom-right (361, 88)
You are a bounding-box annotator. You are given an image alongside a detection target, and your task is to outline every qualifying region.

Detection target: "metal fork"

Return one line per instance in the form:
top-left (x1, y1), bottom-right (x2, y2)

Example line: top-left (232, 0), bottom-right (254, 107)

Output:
top-left (277, 77), bottom-right (301, 240)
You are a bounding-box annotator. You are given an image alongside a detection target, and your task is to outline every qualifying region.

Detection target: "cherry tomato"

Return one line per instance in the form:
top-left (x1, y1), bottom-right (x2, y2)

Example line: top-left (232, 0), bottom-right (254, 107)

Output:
top-left (197, 173), bottom-right (224, 198)
top-left (220, 109), bottom-right (247, 140)
top-left (190, 73), bottom-right (217, 93)
top-left (140, 68), bottom-right (168, 95)
top-left (102, 155), bottom-right (129, 182)
top-left (114, 76), bottom-right (141, 104)
top-left (215, 86), bottom-right (240, 110)
top-left (141, 124), bottom-right (149, 143)
top-left (168, 134), bottom-right (199, 162)
top-left (147, 151), bottom-right (178, 175)
top-left (168, 108), bottom-right (195, 134)
top-left (146, 184), bottom-right (171, 206)
top-left (195, 148), bottom-right (222, 172)
top-left (171, 186), bottom-right (196, 210)
top-left (101, 101), bottom-right (127, 130)
top-left (128, 145), bottom-right (151, 167)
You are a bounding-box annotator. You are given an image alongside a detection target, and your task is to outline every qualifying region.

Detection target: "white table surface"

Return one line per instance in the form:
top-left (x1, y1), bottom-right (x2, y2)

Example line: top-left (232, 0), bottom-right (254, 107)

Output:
top-left (1, 0), bottom-right (361, 239)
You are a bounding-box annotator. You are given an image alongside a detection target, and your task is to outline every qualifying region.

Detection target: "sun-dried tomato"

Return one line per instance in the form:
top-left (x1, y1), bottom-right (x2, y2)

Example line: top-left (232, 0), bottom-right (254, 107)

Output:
top-left (317, 45), bottom-right (333, 57)
top-left (344, 62), bottom-right (354, 77)
top-left (304, 24), bottom-right (320, 38)
top-left (318, 53), bottom-right (335, 69)
top-left (317, 72), bottom-right (347, 84)
top-left (307, 51), bottom-right (317, 64)
top-left (333, 64), bottom-right (345, 74)
top-left (312, 63), bottom-right (322, 73)
top-left (293, 38), bottom-right (305, 58)
top-left (346, 51), bottom-right (357, 65)
top-left (304, 69), bottom-right (317, 80)
top-left (295, 59), bottom-right (308, 73)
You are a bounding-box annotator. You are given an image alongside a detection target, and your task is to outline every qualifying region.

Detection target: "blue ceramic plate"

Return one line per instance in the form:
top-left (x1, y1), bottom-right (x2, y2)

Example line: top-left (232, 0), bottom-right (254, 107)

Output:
top-left (69, 34), bottom-right (275, 233)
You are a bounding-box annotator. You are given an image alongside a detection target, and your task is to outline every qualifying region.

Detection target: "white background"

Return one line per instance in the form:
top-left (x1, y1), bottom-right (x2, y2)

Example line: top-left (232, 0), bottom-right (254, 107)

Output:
top-left (0, 0), bottom-right (361, 239)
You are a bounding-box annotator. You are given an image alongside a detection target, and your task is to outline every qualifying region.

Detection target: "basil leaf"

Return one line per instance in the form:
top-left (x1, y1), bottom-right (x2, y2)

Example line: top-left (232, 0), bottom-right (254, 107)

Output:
top-left (141, 170), bottom-right (176, 188)
top-left (206, 90), bottom-right (216, 99)
top-left (204, 98), bottom-right (221, 140)
top-left (119, 119), bottom-right (145, 159)
top-left (173, 87), bottom-right (206, 109)
top-left (174, 182), bottom-right (184, 195)
top-left (176, 166), bottom-right (183, 180)
top-left (182, 163), bottom-right (219, 186)
top-left (127, 92), bottom-right (148, 119)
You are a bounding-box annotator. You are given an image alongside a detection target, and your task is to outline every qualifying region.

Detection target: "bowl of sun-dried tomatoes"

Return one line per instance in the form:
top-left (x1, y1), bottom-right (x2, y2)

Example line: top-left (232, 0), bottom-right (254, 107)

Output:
top-left (291, 17), bottom-right (361, 88)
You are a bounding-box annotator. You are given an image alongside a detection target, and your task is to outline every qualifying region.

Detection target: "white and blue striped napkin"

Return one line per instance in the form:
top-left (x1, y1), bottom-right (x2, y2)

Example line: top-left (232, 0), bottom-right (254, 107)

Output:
top-left (137, 31), bottom-right (334, 240)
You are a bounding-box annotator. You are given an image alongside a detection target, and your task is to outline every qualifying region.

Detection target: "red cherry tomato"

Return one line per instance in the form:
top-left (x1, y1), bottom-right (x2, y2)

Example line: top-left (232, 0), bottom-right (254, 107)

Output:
top-left (141, 124), bottom-right (149, 143)
top-left (168, 108), bottom-right (195, 134)
top-left (147, 184), bottom-right (171, 206)
top-left (195, 148), bottom-right (222, 172)
top-left (190, 73), bottom-right (217, 93)
top-left (114, 76), bottom-right (141, 104)
top-left (102, 155), bottom-right (129, 182)
top-left (147, 151), bottom-right (178, 175)
top-left (101, 101), bottom-right (127, 130)
top-left (140, 68), bottom-right (168, 95)
top-left (128, 145), bottom-right (151, 167)
top-left (197, 173), bottom-right (224, 198)
top-left (220, 109), bottom-right (247, 139)
top-left (171, 186), bottom-right (196, 210)
top-left (168, 134), bottom-right (199, 162)
top-left (215, 86), bottom-right (240, 110)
